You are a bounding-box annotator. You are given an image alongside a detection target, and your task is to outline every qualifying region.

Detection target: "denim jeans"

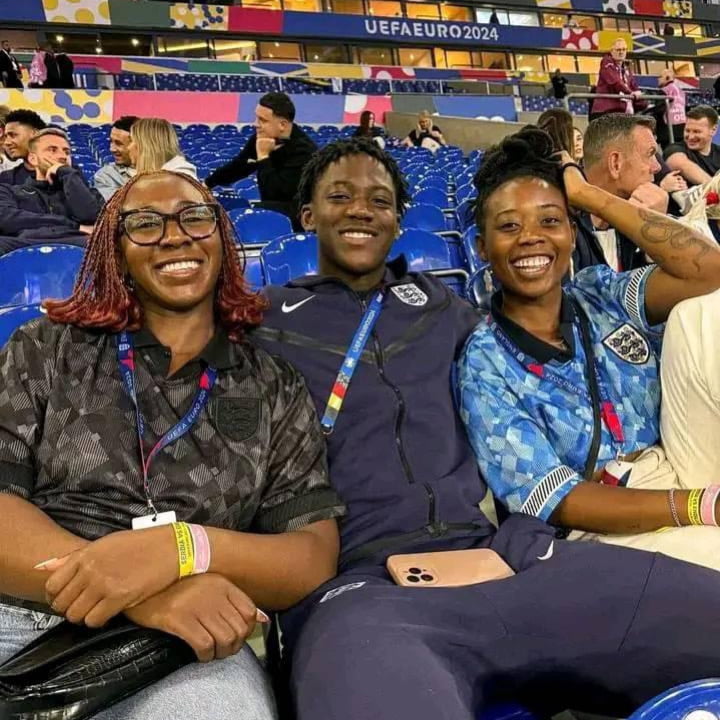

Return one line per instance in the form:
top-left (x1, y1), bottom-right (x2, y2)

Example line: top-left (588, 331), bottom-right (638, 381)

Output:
top-left (0, 602), bottom-right (278, 720)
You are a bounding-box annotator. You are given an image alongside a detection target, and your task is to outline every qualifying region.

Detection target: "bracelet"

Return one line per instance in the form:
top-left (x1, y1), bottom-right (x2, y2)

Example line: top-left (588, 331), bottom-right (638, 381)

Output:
top-left (172, 522), bottom-right (195, 578)
top-left (560, 161), bottom-right (588, 181)
top-left (687, 488), bottom-right (704, 526)
top-left (188, 524), bottom-right (211, 575)
top-left (701, 485), bottom-right (720, 527)
top-left (668, 489), bottom-right (682, 527)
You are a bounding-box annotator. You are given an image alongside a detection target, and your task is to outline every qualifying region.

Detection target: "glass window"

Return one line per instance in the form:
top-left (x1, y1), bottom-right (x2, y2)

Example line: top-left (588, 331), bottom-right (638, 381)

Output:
top-left (444, 50), bottom-right (473, 68)
top-left (441, 5), bottom-right (471, 21)
top-left (476, 9), bottom-right (508, 23)
top-left (513, 53), bottom-right (544, 72)
top-left (568, 15), bottom-right (597, 29)
top-left (683, 24), bottom-right (704, 37)
top-left (258, 41), bottom-right (301, 60)
top-left (644, 59), bottom-right (669, 76)
top-left (542, 13), bottom-right (565, 27)
top-left (482, 51), bottom-right (508, 69)
top-left (508, 11), bottom-right (539, 26)
top-left (158, 37), bottom-right (210, 58)
top-left (214, 39), bottom-right (257, 61)
top-left (628, 18), bottom-right (657, 33)
top-left (406, 3), bottom-right (440, 19)
top-left (284, 0), bottom-right (321, 9)
top-left (358, 46), bottom-right (394, 64)
top-left (369, 0), bottom-right (402, 15)
top-left (673, 60), bottom-right (695, 77)
top-left (699, 62), bottom-right (720, 78)
top-left (576, 55), bottom-right (601, 74)
top-left (546, 54), bottom-right (576, 73)
top-left (242, 0), bottom-right (281, 7)
top-left (330, 0), bottom-right (364, 12)
top-left (398, 48), bottom-right (433, 66)
top-left (96, 33), bottom-right (153, 56)
top-left (304, 44), bottom-right (349, 62)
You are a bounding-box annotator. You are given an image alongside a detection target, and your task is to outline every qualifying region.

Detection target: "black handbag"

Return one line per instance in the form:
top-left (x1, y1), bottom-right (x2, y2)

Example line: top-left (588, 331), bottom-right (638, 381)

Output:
top-left (0, 617), bottom-right (195, 720)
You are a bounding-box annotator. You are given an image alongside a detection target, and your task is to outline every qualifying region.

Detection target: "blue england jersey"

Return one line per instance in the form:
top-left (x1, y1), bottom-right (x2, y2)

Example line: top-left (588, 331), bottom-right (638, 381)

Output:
top-left (459, 265), bottom-right (662, 522)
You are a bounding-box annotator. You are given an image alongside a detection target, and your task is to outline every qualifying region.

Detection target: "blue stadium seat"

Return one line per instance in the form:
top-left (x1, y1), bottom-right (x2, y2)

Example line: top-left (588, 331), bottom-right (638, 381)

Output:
top-left (261, 233), bottom-right (318, 286)
top-left (243, 255), bottom-right (265, 290)
top-left (233, 210), bottom-right (293, 246)
top-left (402, 204), bottom-right (447, 234)
top-left (216, 195), bottom-right (251, 213)
top-left (413, 187), bottom-right (450, 208)
top-left (0, 245), bottom-right (84, 308)
top-left (0, 305), bottom-right (45, 347)
top-left (627, 679), bottom-right (720, 720)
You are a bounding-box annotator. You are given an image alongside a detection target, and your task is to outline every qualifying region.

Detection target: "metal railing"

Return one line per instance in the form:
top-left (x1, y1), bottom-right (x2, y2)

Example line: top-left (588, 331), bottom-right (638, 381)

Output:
top-left (564, 92), bottom-right (676, 143)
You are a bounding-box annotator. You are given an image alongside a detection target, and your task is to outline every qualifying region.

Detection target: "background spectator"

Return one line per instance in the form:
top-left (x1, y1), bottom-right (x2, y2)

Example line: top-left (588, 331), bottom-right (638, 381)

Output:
top-left (402, 111), bottom-right (445, 151)
top-left (592, 39), bottom-right (643, 120)
top-left (663, 23), bottom-right (675, 36)
top-left (656, 68), bottom-right (686, 150)
top-left (0, 128), bottom-right (103, 255)
top-left (56, 52), bottom-right (75, 89)
top-left (353, 110), bottom-right (385, 148)
top-left (205, 92), bottom-right (317, 229)
top-left (94, 115), bottom-right (138, 200)
top-left (0, 109), bottom-right (46, 186)
top-left (578, 114), bottom-right (666, 271)
top-left (129, 118), bottom-right (197, 179)
top-left (42, 46), bottom-right (61, 89)
top-left (574, 126), bottom-right (585, 163)
top-left (715, 75), bottom-right (720, 101)
top-left (538, 108), bottom-right (575, 157)
top-left (551, 69), bottom-right (568, 100)
top-left (489, 9), bottom-right (499, 23)
top-left (0, 105), bottom-right (20, 174)
top-left (29, 47), bottom-right (46, 88)
top-left (0, 41), bottom-right (23, 89)
top-left (664, 105), bottom-right (720, 186)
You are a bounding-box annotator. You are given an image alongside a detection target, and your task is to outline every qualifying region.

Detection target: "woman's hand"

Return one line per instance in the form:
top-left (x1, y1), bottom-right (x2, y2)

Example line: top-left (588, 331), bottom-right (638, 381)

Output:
top-left (126, 574), bottom-right (268, 662)
top-left (40, 525), bottom-right (179, 627)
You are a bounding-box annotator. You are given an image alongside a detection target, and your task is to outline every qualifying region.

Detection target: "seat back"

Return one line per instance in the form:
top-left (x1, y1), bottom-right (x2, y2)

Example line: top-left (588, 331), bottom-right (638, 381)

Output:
top-left (235, 210), bottom-right (293, 246)
top-left (261, 233), bottom-right (319, 286)
top-left (627, 679), bottom-right (720, 720)
top-left (401, 204), bottom-right (447, 234)
top-left (0, 305), bottom-right (45, 348)
top-left (389, 229), bottom-right (454, 272)
top-left (0, 245), bottom-right (84, 308)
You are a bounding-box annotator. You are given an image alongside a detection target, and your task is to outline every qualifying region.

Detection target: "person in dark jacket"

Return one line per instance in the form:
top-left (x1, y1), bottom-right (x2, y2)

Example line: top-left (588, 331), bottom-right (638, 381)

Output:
top-left (0, 41), bottom-right (23, 89)
top-left (0, 109), bottom-right (46, 186)
top-left (551, 69), bottom-right (568, 100)
top-left (0, 128), bottom-right (103, 255)
top-left (251, 138), bottom-right (720, 720)
top-left (205, 92), bottom-right (316, 230)
top-left (56, 52), bottom-right (75, 89)
top-left (42, 46), bottom-right (61, 89)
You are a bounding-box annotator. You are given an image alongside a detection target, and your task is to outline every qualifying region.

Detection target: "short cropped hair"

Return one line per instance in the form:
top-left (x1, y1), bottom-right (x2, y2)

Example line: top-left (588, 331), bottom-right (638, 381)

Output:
top-left (687, 105), bottom-right (719, 127)
top-left (258, 92), bottom-right (296, 123)
top-left (28, 127), bottom-right (69, 151)
top-left (583, 113), bottom-right (656, 170)
top-left (5, 109), bottom-right (46, 131)
top-left (113, 116), bottom-right (138, 133)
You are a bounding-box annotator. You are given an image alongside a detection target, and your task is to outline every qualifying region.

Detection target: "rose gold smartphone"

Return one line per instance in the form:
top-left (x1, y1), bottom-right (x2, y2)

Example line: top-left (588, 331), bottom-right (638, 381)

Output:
top-left (386, 549), bottom-right (515, 588)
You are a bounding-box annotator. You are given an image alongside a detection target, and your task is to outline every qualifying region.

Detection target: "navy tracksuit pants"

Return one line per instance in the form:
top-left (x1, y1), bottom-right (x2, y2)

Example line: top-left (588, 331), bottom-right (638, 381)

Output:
top-left (282, 515), bottom-right (720, 720)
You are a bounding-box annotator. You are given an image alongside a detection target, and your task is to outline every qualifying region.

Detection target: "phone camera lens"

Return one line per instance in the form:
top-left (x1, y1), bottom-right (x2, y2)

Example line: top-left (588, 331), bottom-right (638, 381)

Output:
top-left (408, 567), bottom-right (421, 574)
top-left (407, 575), bottom-right (420, 583)
top-left (420, 574), bottom-right (434, 582)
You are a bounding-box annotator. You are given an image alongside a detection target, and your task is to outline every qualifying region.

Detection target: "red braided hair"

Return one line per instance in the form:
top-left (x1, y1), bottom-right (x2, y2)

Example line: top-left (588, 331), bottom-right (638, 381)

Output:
top-left (45, 171), bottom-right (267, 342)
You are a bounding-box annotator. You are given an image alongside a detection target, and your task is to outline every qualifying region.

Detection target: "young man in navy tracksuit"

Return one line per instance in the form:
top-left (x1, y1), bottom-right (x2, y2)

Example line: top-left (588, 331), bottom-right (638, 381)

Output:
top-left (251, 138), bottom-right (720, 720)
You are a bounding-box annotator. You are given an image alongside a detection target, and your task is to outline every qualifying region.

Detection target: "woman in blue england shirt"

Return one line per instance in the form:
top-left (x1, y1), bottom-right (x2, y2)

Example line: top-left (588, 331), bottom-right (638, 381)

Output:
top-left (459, 128), bottom-right (720, 569)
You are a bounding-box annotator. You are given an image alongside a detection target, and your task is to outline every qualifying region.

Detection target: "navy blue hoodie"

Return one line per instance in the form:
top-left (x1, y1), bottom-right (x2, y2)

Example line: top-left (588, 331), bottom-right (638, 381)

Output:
top-left (251, 259), bottom-right (496, 569)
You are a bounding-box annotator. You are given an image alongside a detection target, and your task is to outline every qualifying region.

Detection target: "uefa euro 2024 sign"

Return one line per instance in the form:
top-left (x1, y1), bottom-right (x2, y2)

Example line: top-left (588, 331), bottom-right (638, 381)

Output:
top-left (363, 18), bottom-right (501, 43)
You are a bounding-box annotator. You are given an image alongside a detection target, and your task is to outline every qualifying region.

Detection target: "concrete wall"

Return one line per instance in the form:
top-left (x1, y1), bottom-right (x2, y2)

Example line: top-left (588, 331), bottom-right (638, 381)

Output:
top-left (386, 112), bottom-right (526, 152)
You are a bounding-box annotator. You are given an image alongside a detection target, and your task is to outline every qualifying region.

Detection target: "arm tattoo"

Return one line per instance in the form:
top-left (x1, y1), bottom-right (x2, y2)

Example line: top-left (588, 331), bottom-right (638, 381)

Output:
top-left (637, 208), bottom-right (711, 273)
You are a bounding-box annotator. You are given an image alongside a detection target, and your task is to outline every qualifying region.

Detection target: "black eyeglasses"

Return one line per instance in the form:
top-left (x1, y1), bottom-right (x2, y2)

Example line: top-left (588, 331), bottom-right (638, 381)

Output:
top-left (120, 203), bottom-right (219, 246)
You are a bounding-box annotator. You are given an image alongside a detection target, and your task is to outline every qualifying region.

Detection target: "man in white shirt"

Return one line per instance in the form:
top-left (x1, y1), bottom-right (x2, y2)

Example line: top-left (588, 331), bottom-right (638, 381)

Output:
top-left (93, 115), bottom-right (138, 200)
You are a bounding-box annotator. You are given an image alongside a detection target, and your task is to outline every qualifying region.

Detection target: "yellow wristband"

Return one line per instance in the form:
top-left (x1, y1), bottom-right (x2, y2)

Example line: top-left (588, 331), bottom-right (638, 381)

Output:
top-left (687, 488), bottom-right (703, 526)
top-left (172, 522), bottom-right (195, 578)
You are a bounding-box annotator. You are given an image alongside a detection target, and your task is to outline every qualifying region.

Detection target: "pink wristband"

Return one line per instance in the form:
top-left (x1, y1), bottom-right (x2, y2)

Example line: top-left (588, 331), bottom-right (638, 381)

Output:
top-left (700, 485), bottom-right (720, 527)
top-left (188, 524), bottom-right (211, 575)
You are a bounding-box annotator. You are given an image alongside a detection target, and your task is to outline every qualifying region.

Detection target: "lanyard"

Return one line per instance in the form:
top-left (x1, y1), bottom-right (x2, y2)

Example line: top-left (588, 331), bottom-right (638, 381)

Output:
top-left (320, 290), bottom-right (384, 434)
top-left (116, 332), bottom-right (217, 515)
top-left (487, 300), bottom-right (625, 454)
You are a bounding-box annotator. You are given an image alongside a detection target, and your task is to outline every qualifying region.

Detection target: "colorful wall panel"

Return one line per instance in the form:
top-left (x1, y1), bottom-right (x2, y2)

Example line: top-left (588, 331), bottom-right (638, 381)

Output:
top-left (633, 0), bottom-right (664, 13)
top-left (114, 90), bottom-right (239, 122)
top-left (0, 89), bottom-right (113, 123)
top-left (107, 0), bottom-right (172, 27)
top-left (561, 27), bottom-right (600, 51)
top-left (0, 0), bottom-right (46, 21)
top-left (43, 0), bottom-right (110, 25)
top-left (343, 95), bottom-right (393, 124)
top-left (632, 33), bottom-right (666, 54)
top-left (433, 96), bottom-right (517, 120)
top-left (227, 7), bottom-right (284, 33)
top-left (170, 3), bottom-right (228, 31)
top-left (663, 0), bottom-right (693, 17)
top-left (598, 30), bottom-right (634, 51)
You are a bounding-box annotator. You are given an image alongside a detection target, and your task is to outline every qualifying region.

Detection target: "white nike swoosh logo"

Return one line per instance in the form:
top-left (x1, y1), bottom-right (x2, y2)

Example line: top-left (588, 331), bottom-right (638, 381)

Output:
top-left (537, 541), bottom-right (554, 561)
top-left (281, 297), bottom-right (315, 314)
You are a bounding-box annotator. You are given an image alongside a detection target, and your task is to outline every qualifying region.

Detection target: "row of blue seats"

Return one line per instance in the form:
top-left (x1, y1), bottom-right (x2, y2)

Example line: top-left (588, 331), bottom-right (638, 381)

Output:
top-left (106, 72), bottom-right (485, 96)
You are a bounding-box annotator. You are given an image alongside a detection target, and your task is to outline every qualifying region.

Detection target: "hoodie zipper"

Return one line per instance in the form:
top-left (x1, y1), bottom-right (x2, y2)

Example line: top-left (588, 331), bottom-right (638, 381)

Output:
top-left (357, 292), bottom-right (441, 531)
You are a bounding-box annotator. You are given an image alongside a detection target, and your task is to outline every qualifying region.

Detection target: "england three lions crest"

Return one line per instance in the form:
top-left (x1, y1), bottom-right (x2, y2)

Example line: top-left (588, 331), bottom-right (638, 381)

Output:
top-left (603, 324), bottom-right (650, 365)
top-left (391, 284), bottom-right (428, 307)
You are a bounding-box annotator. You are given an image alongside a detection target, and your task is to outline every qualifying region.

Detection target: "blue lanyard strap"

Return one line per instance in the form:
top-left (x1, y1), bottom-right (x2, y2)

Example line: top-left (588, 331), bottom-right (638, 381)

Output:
top-left (116, 332), bottom-right (217, 513)
top-left (487, 299), bottom-right (625, 450)
top-left (320, 290), bottom-right (384, 434)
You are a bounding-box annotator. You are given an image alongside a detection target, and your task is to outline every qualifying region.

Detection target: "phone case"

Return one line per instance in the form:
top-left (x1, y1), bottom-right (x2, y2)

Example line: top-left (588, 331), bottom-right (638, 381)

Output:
top-left (386, 549), bottom-right (515, 588)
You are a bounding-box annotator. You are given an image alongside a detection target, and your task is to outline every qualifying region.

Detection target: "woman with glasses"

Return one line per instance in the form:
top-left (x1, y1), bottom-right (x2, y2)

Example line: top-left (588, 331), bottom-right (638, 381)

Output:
top-left (0, 171), bottom-right (344, 719)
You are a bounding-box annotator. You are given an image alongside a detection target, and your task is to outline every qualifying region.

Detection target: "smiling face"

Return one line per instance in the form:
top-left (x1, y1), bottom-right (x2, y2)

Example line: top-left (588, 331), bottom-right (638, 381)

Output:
top-left (301, 153), bottom-right (400, 290)
top-left (110, 127), bottom-right (133, 166)
top-left (480, 176), bottom-right (575, 302)
top-left (4, 122), bottom-right (37, 160)
top-left (684, 116), bottom-right (717, 153)
top-left (120, 173), bottom-right (223, 315)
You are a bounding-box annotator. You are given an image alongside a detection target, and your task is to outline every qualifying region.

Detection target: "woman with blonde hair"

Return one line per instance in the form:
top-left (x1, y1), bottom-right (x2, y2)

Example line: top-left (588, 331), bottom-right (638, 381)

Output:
top-left (129, 118), bottom-right (197, 178)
